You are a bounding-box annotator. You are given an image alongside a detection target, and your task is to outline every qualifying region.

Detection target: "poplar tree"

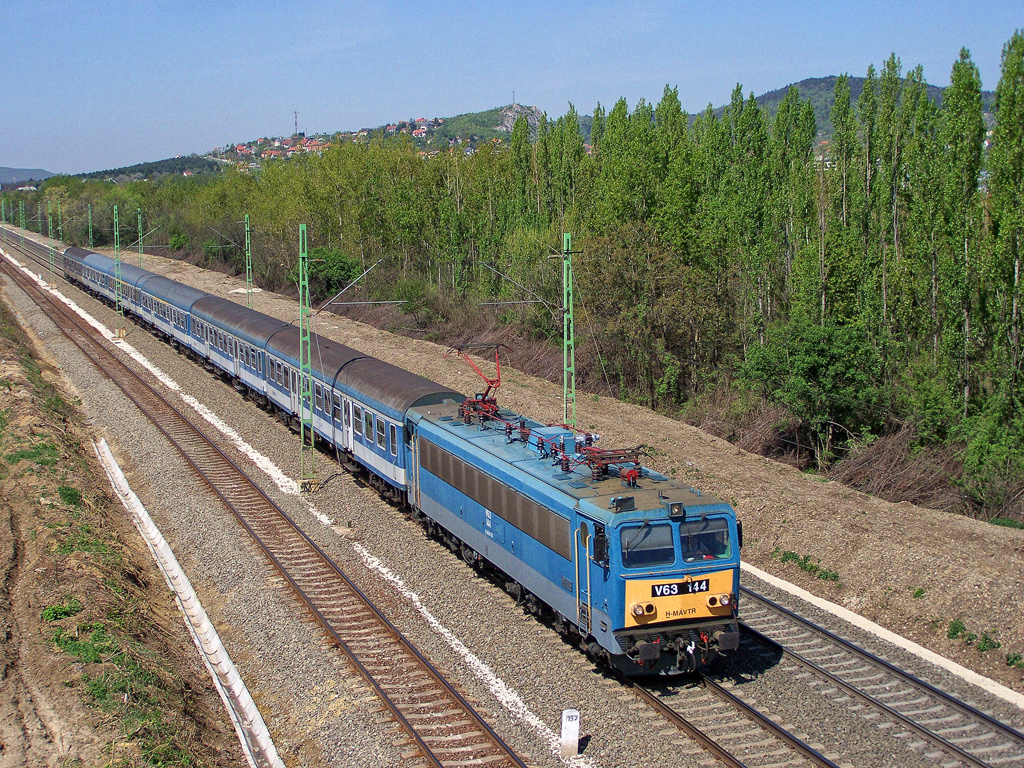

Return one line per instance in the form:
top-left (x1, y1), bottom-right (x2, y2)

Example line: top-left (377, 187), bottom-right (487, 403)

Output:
top-left (939, 48), bottom-right (984, 415)
top-left (989, 31), bottom-right (1024, 395)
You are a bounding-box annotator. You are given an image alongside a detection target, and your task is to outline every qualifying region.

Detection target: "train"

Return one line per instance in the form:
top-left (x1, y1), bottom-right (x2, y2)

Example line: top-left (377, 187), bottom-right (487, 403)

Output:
top-left (59, 244), bottom-right (742, 676)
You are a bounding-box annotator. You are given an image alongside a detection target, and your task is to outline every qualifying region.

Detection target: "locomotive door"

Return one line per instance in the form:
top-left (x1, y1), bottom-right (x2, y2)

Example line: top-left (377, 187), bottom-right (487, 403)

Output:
top-left (574, 522), bottom-right (593, 635)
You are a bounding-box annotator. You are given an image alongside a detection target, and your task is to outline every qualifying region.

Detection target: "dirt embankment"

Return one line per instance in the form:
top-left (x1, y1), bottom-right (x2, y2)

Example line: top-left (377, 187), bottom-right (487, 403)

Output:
top-left (0, 290), bottom-right (240, 767)
top-left (130, 250), bottom-right (1024, 696)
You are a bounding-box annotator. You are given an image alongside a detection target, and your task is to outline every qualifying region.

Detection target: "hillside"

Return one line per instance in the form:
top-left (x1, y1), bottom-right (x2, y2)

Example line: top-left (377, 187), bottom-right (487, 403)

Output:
top-left (0, 166), bottom-right (55, 185)
top-left (75, 155), bottom-right (223, 182)
top-left (718, 76), bottom-right (996, 137)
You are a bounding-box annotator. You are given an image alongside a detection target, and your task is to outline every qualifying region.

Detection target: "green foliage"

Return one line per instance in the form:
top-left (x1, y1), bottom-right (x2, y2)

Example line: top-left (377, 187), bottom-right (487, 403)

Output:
top-left (741, 318), bottom-right (887, 464)
top-left (977, 632), bottom-right (1002, 652)
top-left (772, 547), bottom-right (840, 581)
top-left (288, 246), bottom-right (361, 298)
top-left (958, 393), bottom-right (1024, 512)
top-left (948, 619), bottom-right (967, 639)
top-left (42, 597), bottom-right (83, 622)
top-left (913, 587), bottom-right (926, 599)
top-left (990, 517), bottom-right (1024, 529)
top-left (1007, 653), bottom-right (1024, 668)
top-left (169, 232), bottom-right (188, 251)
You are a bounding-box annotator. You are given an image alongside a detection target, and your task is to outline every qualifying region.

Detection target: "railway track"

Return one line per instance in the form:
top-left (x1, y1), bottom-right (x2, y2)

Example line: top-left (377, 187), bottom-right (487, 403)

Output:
top-left (740, 587), bottom-right (1024, 768)
top-left (0, 236), bottom-right (530, 768)
top-left (9, 225), bottom-right (1024, 767)
top-left (632, 676), bottom-right (840, 768)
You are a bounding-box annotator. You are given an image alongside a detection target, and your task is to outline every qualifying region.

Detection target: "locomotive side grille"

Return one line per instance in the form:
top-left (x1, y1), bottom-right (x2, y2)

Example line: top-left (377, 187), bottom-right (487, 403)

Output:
top-left (420, 439), bottom-right (571, 560)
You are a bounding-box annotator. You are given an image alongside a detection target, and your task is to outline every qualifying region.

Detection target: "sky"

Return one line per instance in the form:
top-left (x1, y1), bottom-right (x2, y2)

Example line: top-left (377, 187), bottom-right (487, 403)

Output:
top-left (2, 1), bottom-right (1021, 175)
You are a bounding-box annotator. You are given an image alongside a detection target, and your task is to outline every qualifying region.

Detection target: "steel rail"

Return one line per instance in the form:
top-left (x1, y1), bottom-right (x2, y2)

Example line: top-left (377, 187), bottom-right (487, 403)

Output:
top-left (742, 587), bottom-right (1024, 748)
top-left (630, 676), bottom-right (839, 768)
top-left (0, 251), bottom-right (528, 768)
top-left (627, 681), bottom-right (748, 768)
top-left (700, 676), bottom-right (839, 768)
top-left (741, 621), bottom-right (995, 768)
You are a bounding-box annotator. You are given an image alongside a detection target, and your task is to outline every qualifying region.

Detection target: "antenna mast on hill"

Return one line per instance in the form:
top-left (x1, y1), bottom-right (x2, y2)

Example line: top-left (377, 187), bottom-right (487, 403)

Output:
top-left (294, 110), bottom-right (298, 136)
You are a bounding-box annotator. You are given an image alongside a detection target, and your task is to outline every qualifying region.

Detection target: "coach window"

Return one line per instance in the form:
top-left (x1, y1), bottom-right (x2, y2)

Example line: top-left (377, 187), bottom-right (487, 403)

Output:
top-left (314, 383), bottom-right (323, 411)
top-left (353, 405), bottom-right (363, 436)
top-left (344, 400), bottom-right (351, 428)
top-left (376, 418), bottom-right (386, 449)
top-left (389, 424), bottom-right (397, 456)
top-left (250, 346), bottom-right (257, 369)
top-left (364, 411), bottom-right (374, 442)
top-left (333, 393), bottom-right (342, 421)
top-left (620, 523), bottom-right (675, 569)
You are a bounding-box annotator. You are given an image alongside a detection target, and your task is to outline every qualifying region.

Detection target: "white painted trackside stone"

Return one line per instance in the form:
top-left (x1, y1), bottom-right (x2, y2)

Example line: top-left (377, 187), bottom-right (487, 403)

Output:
top-left (93, 439), bottom-right (284, 768)
top-left (742, 561), bottom-right (1024, 712)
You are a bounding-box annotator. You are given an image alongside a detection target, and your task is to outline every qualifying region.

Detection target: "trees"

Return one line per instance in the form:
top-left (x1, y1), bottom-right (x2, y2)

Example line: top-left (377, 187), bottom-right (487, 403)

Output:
top-left (29, 33), bottom-right (1024, 515)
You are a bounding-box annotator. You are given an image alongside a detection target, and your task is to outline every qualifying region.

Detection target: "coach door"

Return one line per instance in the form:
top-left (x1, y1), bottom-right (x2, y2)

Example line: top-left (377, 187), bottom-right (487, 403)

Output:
top-left (344, 399), bottom-right (353, 450)
top-left (574, 522), bottom-right (593, 635)
top-left (290, 369), bottom-right (300, 414)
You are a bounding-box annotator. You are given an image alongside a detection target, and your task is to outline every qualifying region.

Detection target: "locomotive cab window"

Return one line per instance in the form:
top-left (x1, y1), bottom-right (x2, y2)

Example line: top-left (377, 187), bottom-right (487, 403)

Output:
top-left (620, 523), bottom-right (675, 569)
top-left (680, 518), bottom-right (731, 562)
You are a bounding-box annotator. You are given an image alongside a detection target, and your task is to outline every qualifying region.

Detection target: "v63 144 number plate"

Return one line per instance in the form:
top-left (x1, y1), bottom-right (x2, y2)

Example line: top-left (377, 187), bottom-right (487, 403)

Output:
top-left (652, 579), bottom-right (709, 597)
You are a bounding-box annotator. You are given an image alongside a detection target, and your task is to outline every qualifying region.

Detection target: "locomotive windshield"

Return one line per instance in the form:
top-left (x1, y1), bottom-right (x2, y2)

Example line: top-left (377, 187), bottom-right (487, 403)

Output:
top-left (680, 518), bottom-right (731, 562)
top-left (620, 523), bottom-right (674, 568)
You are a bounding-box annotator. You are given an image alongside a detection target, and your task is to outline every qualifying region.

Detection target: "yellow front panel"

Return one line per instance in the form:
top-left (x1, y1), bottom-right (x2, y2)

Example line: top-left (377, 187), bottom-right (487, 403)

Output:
top-left (623, 569), bottom-right (735, 627)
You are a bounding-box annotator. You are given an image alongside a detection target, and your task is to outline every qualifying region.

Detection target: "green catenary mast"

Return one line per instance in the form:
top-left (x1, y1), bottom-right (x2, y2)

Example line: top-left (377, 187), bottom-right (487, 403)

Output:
top-left (47, 201), bottom-right (54, 284)
top-left (20, 201), bottom-right (25, 231)
top-left (137, 207), bottom-right (144, 267)
top-left (114, 205), bottom-right (123, 321)
top-left (245, 214), bottom-right (253, 308)
top-left (88, 203), bottom-right (93, 248)
top-left (298, 224), bottom-right (315, 491)
top-left (562, 232), bottom-right (576, 427)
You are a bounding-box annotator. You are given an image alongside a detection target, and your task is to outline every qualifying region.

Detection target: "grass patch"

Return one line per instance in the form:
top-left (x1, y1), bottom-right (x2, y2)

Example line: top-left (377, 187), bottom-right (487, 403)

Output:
top-left (1007, 653), bottom-right (1024, 669)
top-left (912, 587), bottom-right (926, 599)
top-left (57, 485), bottom-right (82, 506)
top-left (53, 620), bottom-right (200, 766)
top-left (54, 524), bottom-right (117, 563)
top-left (5, 440), bottom-right (59, 466)
top-left (772, 548), bottom-right (840, 582)
top-left (41, 597), bottom-right (83, 622)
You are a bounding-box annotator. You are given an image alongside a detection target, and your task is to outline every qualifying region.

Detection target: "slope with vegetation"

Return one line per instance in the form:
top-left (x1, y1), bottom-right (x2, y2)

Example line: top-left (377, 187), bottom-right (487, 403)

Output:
top-left (7, 33), bottom-right (1024, 524)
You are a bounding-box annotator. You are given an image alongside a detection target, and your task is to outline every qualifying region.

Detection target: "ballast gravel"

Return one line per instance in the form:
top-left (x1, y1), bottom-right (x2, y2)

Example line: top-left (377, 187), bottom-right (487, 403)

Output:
top-left (3, 253), bottom-right (1022, 768)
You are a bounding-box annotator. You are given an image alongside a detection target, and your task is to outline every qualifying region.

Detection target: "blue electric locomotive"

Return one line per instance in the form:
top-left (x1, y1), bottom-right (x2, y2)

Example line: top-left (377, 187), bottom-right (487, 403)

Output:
top-left (60, 245), bottom-right (741, 674)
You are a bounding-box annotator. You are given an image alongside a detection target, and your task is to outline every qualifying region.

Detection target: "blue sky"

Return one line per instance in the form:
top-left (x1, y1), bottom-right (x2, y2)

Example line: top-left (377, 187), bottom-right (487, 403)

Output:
top-left (3, 1), bottom-right (1021, 174)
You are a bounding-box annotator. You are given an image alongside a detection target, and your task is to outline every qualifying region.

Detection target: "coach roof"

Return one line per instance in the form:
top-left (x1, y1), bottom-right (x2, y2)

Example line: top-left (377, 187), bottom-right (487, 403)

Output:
top-left (191, 296), bottom-right (291, 349)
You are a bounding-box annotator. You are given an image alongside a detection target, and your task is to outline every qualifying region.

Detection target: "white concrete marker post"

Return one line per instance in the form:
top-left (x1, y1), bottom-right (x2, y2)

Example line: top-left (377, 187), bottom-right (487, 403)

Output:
top-left (560, 708), bottom-right (580, 759)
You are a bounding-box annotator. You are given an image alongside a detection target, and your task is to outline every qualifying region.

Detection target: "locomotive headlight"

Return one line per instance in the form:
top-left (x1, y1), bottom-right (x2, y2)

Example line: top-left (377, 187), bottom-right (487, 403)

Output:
top-left (719, 594), bottom-right (731, 606)
top-left (632, 603), bottom-right (645, 617)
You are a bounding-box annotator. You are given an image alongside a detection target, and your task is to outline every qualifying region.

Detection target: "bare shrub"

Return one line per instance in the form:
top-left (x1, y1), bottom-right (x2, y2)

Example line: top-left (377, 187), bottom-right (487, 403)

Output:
top-left (827, 425), bottom-right (973, 515)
